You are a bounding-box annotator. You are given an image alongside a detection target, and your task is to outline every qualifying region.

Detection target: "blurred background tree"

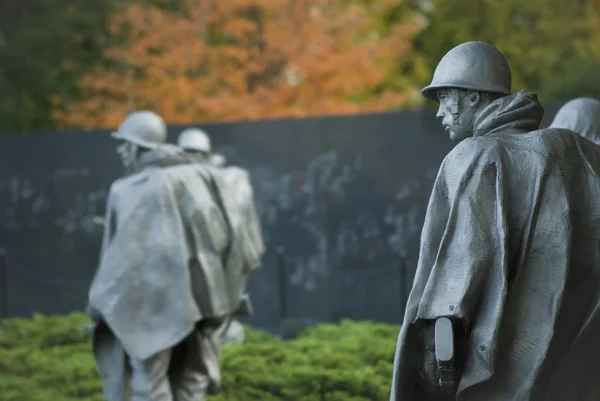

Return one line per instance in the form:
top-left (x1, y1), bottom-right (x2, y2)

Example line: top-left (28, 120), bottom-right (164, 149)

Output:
top-left (0, 0), bottom-right (116, 132)
top-left (3, 0), bottom-right (600, 132)
top-left (0, 0), bottom-right (189, 133)
top-left (53, 0), bottom-right (427, 129)
top-left (413, 0), bottom-right (600, 105)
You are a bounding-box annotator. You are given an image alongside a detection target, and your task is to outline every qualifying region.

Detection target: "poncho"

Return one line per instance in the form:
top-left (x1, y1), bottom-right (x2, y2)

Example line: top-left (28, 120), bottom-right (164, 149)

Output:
top-left (88, 144), bottom-right (264, 361)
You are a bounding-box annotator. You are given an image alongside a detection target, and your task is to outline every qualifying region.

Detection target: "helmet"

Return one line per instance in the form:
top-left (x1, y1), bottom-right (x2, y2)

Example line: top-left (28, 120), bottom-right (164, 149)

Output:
top-left (550, 98), bottom-right (600, 144)
top-left (422, 41), bottom-right (512, 101)
top-left (177, 128), bottom-right (211, 153)
top-left (111, 111), bottom-right (167, 149)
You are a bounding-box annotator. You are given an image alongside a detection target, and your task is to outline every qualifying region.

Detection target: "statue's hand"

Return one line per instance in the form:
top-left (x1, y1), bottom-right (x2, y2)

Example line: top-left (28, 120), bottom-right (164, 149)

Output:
top-left (418, 320), bottom-right (442, 394)
top-left (234, 293), bottom-right (254, 316)
top-left (417, 318), bottom-right (465, 396)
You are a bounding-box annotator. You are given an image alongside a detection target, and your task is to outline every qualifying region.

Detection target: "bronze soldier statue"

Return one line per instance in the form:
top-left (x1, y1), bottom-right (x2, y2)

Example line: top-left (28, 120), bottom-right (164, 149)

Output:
top-left (390, 42), bottom-right (600, 401)
top-left (177, 127), bottom-right (227, 167)
top-left (176, 126), bottom-right (261, 346)
top-left (86, 111), bottom-right (264, 401)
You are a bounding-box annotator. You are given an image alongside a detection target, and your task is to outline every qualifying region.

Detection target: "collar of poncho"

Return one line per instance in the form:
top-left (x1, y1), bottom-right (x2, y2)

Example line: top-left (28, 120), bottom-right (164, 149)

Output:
top-left (473, 90), bottom-right (544, 137)
top-left (135, 144), bottom-right (194, 172)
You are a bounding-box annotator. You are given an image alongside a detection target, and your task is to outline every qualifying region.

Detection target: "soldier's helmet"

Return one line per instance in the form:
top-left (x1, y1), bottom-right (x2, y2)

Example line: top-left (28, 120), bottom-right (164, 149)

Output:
top-left (550, 98), bottom-right (600, 145)
top-left (422, 41), bottom-right (512, 102)
top-left (111, 111), bottom-right (167, 149)
top-left (177, 128), bottom-right (211, 153)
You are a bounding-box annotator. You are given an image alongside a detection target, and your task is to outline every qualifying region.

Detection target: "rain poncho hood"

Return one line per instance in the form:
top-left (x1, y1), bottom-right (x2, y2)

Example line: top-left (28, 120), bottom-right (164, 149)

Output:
top-left (473, 90), bottom-right (543, 136)
top-left (134, 143), bottom-right (194, 171)
top-left (549, 97), bottom-right (600, 144)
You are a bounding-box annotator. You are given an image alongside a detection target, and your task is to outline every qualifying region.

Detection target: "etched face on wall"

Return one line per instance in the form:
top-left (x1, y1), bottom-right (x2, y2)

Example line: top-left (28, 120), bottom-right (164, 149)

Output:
top-left (116, 140), bottom-right (138, 174)
top-left (436, 88), bottom-right (481, 142)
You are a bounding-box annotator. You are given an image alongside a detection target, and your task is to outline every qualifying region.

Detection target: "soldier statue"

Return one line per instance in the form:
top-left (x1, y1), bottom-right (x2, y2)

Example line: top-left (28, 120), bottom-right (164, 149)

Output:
top-left (390, 42), bottom-right (600, 401)
top-left (177, 127), bottom-right (227, 167)
top-left (176, 126), bottom-right (262, 346)
top-left (86, 111), bottom-right (264, 401)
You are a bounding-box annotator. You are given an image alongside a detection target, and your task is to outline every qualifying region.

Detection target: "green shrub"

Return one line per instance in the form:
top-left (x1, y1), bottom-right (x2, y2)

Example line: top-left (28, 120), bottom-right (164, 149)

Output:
top-left (0, 314), bottom-right (400, 401)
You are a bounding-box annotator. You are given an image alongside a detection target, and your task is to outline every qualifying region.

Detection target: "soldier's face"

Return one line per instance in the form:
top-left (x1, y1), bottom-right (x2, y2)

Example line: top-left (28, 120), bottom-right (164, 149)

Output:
top-left (116, 140), bottom-right (138, 173)
top-left (436, 89), bottom-right (478, 142)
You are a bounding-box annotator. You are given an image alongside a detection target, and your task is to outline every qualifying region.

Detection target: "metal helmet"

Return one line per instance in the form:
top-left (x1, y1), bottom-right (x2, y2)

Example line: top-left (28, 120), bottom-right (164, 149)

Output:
top-left (177, 128), bottom-right (211, 153)
top-left (422, 41), bottom-right (512, 101)
top-left (111, 111), bottom-right (167, 149)
top-left (550, 98), bottom-right (600, 144)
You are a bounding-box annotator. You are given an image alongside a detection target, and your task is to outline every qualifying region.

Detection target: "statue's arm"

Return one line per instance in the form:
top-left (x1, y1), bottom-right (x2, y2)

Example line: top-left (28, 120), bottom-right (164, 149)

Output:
top-left (416, 317), bottom-right (469, 396)
top-left (414, 150), bottom-right (506, 395)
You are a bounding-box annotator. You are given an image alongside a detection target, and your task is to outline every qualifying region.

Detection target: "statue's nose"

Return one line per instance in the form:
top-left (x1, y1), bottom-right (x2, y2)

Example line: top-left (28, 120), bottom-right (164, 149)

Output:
top-left (436, 107), bottom-right (444, 119)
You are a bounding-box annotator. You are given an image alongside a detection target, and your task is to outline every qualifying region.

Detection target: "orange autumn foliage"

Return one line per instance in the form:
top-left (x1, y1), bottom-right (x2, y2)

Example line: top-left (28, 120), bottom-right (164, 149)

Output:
top-left (53, 0), bottom-right (425, 129)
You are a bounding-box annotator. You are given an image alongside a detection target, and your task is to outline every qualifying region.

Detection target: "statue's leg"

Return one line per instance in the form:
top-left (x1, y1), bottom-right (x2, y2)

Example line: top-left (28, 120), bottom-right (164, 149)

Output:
top-left (215, 316), bottom-right (233, 345)
top-left (198, 323), bottom-right (222, 395)
top-left (171, 366), bottom-right (210, 401)
top-left (129, 349), bottom-right (173, 401)
top-left (171, 319), bottom-right (225, 401)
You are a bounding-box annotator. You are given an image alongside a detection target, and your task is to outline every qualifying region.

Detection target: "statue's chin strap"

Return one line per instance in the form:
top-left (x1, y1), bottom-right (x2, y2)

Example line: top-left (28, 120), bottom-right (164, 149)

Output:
top-left (435, 317), bottom-right (456, 394)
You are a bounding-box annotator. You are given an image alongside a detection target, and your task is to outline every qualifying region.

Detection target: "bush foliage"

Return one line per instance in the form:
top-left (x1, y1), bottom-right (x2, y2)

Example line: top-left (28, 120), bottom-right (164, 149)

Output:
top-left (0, 313), bottom-right (399, 401)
